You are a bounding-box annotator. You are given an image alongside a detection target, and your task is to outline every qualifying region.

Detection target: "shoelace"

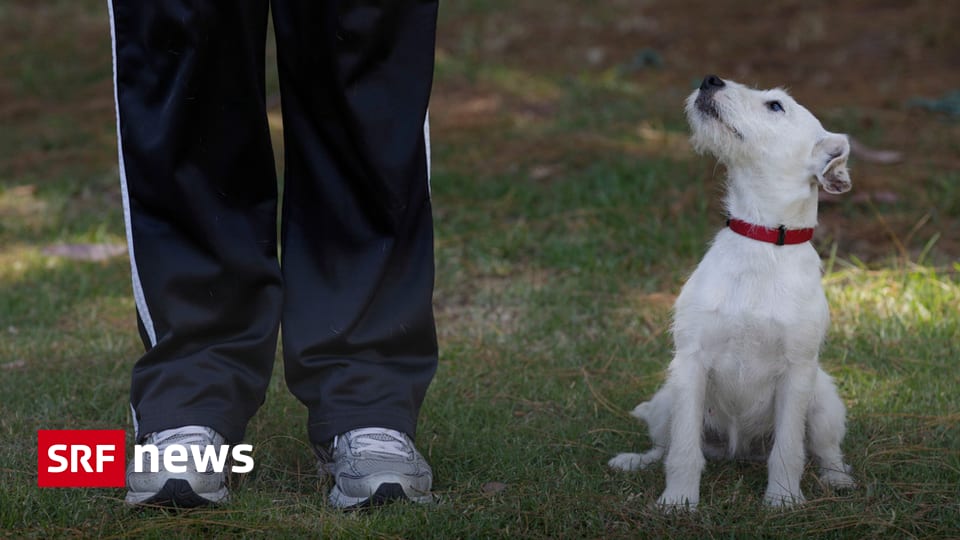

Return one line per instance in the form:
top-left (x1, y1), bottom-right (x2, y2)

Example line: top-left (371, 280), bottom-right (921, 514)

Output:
top-left (338, 428), bottom-right (410, 458)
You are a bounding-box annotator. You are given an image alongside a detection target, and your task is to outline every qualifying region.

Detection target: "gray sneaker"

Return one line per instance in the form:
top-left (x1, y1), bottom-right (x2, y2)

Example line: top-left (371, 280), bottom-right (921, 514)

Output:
top-left (321, 427), bottom-right (433, 509)
top-left (125, 425), bottom-right (229, 508)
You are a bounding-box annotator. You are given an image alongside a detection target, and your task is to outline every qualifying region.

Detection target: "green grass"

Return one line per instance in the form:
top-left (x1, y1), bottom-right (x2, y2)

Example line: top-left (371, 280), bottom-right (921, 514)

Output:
top-left (2, 1), bottom-right (959, 538)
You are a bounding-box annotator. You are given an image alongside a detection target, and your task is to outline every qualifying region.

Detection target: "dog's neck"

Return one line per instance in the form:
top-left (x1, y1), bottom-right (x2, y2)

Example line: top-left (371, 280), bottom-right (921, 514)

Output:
top-left (723, 168), bottom-right (820, 229)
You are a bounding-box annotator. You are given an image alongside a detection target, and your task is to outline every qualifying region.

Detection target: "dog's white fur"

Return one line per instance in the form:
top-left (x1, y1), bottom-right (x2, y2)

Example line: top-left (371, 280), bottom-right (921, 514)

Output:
top-left (609, 77), bottom-right (856, 509)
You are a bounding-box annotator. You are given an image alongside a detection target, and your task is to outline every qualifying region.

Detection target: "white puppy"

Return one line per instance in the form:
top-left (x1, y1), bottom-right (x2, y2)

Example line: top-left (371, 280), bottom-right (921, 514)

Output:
top-left (609, 75), bottom-right (856, 509)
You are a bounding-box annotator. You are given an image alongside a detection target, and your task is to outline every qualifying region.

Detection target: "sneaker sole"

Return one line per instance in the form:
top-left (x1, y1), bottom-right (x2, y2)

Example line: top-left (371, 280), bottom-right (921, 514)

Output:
top-left (329, 482), bottom-right (433, 510)
top-left (125, 478), bottom-right (228, 508)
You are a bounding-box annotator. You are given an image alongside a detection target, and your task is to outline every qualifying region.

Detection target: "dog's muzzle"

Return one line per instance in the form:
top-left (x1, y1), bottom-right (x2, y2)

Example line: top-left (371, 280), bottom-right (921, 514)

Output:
top-left (695, 75), bottom-right (725, 119)
top-left (694, 74), bottom-right (743, 140)
top-left (699, 74), bottom-right (725, 93)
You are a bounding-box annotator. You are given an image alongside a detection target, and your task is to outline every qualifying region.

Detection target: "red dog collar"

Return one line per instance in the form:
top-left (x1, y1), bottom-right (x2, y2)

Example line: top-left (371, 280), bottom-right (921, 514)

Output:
top-left (726, 218), bottom-right (814, 246)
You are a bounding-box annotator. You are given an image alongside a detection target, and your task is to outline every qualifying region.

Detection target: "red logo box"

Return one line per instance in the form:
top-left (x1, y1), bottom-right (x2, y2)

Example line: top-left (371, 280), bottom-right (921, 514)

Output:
top-left (37, 430), bottom-right (126, 488)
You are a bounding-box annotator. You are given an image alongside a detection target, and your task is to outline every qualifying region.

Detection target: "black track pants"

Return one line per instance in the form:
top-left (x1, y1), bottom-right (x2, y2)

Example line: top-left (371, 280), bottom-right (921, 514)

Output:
top-left (108, 0), bottom-right (438, 444)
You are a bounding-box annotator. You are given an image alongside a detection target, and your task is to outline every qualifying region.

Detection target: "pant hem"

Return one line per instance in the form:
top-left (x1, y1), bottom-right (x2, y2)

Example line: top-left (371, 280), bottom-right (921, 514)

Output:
top-left (308, 409), bottom-right (419, 445)
top-left (134, 409), bottom-right (249, 444)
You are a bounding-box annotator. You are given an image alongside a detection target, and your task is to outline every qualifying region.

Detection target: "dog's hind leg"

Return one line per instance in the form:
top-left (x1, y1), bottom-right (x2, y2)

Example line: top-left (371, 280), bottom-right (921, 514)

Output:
top-left (631, 387), bottom-right (672, 450)
top-left (608, 388), bottom-right (671, 471)
top-left (806, 368), bottom-right (856, 489)
top-left (608, 449), bottom-right (663, 471)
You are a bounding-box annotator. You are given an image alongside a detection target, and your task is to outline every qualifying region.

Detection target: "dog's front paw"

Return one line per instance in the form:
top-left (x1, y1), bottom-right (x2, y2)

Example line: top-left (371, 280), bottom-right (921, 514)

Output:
top-left (656, 490), bottom-right (698, 511)
top-left (763, 487), bottom-right (806, 508)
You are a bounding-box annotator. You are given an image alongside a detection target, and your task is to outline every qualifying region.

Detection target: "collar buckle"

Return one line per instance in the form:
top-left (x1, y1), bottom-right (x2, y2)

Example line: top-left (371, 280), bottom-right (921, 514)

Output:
top-left (726, 218), bottom-right (815, 246)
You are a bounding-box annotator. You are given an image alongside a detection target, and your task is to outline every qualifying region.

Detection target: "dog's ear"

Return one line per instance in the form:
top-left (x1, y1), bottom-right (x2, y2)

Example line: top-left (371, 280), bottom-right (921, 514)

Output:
top-left (812, 134), bottom-right (852, 194)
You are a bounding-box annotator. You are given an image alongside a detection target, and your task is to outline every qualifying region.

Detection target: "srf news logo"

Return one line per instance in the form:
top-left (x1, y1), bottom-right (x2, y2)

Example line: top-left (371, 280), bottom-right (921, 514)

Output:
top-left (37, 430), bottom-right (254, 488)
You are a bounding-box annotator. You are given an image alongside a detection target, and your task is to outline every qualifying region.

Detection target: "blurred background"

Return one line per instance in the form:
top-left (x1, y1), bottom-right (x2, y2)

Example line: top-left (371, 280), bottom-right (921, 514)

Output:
top-left (430, 0), bottom-right (960, 261)
top-left (2, 0), bottom-right (958, 262)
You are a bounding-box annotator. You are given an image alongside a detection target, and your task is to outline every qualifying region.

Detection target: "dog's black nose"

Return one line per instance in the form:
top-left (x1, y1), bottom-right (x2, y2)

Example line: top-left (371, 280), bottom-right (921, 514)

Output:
top-left (700, 75), bottom-right (725, 91)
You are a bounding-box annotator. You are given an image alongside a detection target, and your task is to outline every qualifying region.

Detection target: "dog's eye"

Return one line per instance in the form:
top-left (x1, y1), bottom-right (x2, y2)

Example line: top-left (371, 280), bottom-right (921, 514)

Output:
top-left (766, 100), bottom-right (785, 113)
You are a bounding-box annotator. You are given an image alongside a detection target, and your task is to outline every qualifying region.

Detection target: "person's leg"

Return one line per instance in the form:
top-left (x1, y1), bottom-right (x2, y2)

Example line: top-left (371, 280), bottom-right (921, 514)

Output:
top-left (270, 0), bottom-right (439, 445)
top-left (109, 0), bottom-right (280, 446)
